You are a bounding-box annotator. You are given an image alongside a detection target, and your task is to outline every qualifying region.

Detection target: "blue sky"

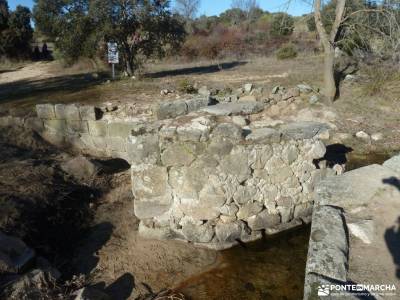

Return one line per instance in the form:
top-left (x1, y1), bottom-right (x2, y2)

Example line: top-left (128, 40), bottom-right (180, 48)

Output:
top-left (8, 0), bottom-right (313, 16)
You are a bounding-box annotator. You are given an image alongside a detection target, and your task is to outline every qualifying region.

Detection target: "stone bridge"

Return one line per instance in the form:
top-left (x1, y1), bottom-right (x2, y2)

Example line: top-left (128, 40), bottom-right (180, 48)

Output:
top-left (2, 92), bottom-right (334, 250)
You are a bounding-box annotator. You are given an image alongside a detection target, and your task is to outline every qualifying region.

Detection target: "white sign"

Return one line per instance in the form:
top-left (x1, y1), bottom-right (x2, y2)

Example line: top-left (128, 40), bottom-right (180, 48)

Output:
top-left (107, 42), bottom-right (119, 64)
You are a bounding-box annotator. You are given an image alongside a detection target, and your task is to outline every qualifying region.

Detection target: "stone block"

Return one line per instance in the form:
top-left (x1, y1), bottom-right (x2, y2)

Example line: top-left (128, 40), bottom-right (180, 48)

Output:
top-left (161, 143), bottom-right (196, 167)
top-left (201, 102), bottom-right (264, 116)
top-left (41, 131), bottom-right (65, 146)
top-left (247, 210), bottom-right (281, 231)
top-left (91, 136), bottom-right (107, 149)
top-left (108, 122), bottom-right (140, 138)
top-left (305, 205), bottom-right (348, 282)
top-left (88, 121), bottom-right (108, 136)
top-left (185, 96), bottom-right (210, 112)
top-left (215, 221), bottom-right (242, 243)
top-left (181, 220), bottom-right (214, 243)
top-left (127, 134), bottom-right (159, 164)
top-left (134, 201), bottom-right (172, 219)
top-left (54, 104), bottom-right (80, 120)
top-left (132, 165), bottom-right (170, 199)
top-left (246, 128), bottom-right (280, 143)
top-left (237, 201), bottom-right (263, 220)
top-left (280, 121), bottom-right (330, 140)
top-left (66, 120), bottom-right (89, 134)
top-left (79, 105), bottom-right (97, 121)
top-left (105, 136), bottom-right (126, 152)
top-left (220, 153), bottom-right (251, 183)
top-left (154, 100), bottom-right (187, 120)
top-left (24, 117), bottom-right (44, 132)
top-left (212, 123), bottom-right (243, 140)
top-left (36, 104), bottom-right (55, 119)
top-left (43, 119), bottom-right (66, 132)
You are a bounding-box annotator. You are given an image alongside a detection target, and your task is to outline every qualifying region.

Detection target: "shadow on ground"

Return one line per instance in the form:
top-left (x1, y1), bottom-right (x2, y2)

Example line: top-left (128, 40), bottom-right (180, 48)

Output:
top-left (146, 61), bottom-right (247, 78)
top-left (0, 72), bottom-right (107, 103)
top-left (384, 177), bottom-right (400, 280)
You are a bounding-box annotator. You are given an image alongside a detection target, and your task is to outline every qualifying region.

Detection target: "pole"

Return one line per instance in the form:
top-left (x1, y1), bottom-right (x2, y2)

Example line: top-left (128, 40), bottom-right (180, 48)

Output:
top-left (112, 63), bottom-right (115, 80)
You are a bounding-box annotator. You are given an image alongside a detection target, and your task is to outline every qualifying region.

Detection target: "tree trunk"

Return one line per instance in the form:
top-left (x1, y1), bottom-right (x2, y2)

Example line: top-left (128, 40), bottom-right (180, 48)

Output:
top-left (324, 45), bottom-right (337, 101)
top-left (314, 0), bottom-right (346, 102)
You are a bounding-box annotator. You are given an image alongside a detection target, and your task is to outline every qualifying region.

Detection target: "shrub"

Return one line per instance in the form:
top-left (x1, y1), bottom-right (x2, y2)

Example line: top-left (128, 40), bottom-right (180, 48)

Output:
top-left (177, 78), bottom-right (197, 94)
top-left (270, 13), bottom-right (294, 37)
top-left (276, 43), bottom-right (297, 60)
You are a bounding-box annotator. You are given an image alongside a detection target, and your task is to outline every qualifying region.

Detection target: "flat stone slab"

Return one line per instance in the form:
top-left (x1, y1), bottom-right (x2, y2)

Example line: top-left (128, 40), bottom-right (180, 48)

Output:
top-left (315, 164), bottom-right (399, 210)
top-left (279, 121), bottom-right (330, 140)
top-left (200, 102), bottom-right (264, 116)
top-left (383, 153), bottom-right (400, 174)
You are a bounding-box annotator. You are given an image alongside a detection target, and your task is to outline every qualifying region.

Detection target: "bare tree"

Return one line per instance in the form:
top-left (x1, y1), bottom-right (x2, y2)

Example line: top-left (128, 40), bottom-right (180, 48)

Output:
top-left (314, 0), bottom-right (346, 102)
top-left (175, 0), bottom-right (201, 20)
top-left (231, 0), bottom-right (259, 19)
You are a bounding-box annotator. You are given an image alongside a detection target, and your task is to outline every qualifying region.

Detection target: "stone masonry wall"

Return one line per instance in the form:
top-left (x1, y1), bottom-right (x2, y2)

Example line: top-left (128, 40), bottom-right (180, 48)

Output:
top-left (128, 114), bottom-right (332, 250)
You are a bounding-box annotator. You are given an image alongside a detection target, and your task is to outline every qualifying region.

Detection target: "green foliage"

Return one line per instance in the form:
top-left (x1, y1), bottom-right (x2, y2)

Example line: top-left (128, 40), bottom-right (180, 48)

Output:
top-left (276, 43), bottom-right (297, 60)
top-left (177, 78), bottom-right (196, 93)
top-left (306, 14), bottom-right (316, 32)
top-left (0, 1), bottom-right (33, 59)
top-left (270, 13), bottom-right (294, 37)
top-left (33, 0), bottom-right (186, 75)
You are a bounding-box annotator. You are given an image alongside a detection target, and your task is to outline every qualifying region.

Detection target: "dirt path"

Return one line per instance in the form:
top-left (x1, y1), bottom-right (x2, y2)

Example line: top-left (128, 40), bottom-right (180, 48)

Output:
top-left (0, 61), bottom-right (56, 84)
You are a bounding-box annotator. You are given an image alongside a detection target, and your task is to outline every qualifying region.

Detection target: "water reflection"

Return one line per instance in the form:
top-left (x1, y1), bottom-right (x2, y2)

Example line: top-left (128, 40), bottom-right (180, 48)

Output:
top-left (175, 226), bottom-right (310, 300)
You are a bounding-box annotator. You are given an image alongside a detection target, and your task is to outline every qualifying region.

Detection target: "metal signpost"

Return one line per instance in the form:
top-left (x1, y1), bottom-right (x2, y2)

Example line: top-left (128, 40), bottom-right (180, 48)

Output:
top-left (107, 42), bottom-right (119, 79)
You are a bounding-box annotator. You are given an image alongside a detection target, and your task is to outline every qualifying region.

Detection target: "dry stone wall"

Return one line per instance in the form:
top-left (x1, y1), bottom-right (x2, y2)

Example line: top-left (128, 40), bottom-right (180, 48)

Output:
top-left (128, 114), bottom-right (332, 249)
top-left (0, 94), bottom-right (334, 250)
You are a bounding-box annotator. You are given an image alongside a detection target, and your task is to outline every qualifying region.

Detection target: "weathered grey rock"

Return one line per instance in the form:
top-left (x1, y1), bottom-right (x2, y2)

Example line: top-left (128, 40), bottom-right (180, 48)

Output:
top-left (309, 94), bottom-right (320, 104)
top-left (154, 100), bottom-right (187, 120)
top-left (231, 116), bottom-right (247, 126)
top-left (198, 86), bottom-right (211, 97)
top-left (61, 156), bottom-right (100, 181)
top-left (282, 87), bottom-right (300, 100)
top-left (244, 83), bottom-right (253, 93)
top-left (236, 201), bottom-right (263, 220)
top-left (309, 140), bottom-right (326, 159)
top-left (108, 122), bottom-right (140, 138)
top-left (280, 121), bottom-right (330, 140)
top-left (355, 130), bottom-right (370, 140)
top-left (371, 132), bottom-right (383, 141)
top-left (105, 136), bottom-right (126, 152)
top-left (201, 102), bottom-right (264, 116)
top-left (176, 116), bottom-right (211, 142)
top-left (0, 232), bottom-right (35, 273)
top-left (181, 220), bottom-right (214, 243)
top-left (212, 123), bottom-right (243, 140)
top-left (127, 134), bottom-right (159, 164)
top-left (383, 154), bottom-right (400, 174)
top-left (55, 104), bottom-right (80, 120)
top-left (245, 127), bottom-right (280, 143)
top-left (215, 221), bottom-right (242, 243)
top-left (66, 120), bottom-right (89, 134)
top-left (79, 105), bottom-right (97, 121)
top-left (247, 210), bottom-right (281, 230)
top-left (220, 153), bottom-right (251, 183)
top-left (161, 143), bottom-right (196, 166)
top-left (186, 96), bottom-right (211, 112)
top-left (233, 185), bottom-right (257, 205)
top-left (36, 104), bottom-right (55, 119)
top-left (44, 119), bottom-right (66, 132)
top-left (297, 84), bottom-right (313, 94)
top-left (305, 205), bottom-right (348, 282)
top-left (74, 287), bottom-right (111, 300)
top-left (347, 219), bottom-right (374, 244)
top-left (315, 164), bottom-right (399, 210)
top-left (219, 203), bottom-right (239, 216)
top-left (88, 121), bottom-right (108, 136)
